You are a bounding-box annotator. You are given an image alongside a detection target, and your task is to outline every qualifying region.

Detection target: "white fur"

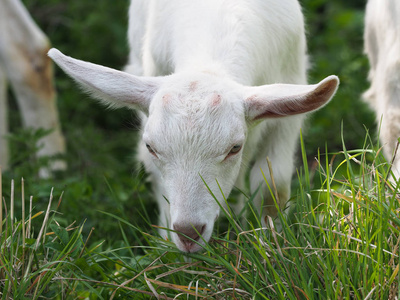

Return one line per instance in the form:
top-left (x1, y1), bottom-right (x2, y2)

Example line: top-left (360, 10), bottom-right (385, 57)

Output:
top-left (364, 0), bottom-right (400, 177)
top-left (49, 0), bottom-right (339, 252)
top-left (0, 0), bottom-right (66, 176)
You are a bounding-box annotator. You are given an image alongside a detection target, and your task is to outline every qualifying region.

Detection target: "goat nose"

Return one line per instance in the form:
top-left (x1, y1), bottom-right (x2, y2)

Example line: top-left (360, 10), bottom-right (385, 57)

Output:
top-left (173, 223), bottom-right (206, 247)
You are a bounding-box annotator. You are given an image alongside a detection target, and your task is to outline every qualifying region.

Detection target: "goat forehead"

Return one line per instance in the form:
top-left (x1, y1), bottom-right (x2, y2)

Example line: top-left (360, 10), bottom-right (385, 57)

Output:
top-left (155, 73), bottom-right (240, 104)
top-left (156, 76), bottom-right (242, 112)
top-left (146, 91), bottom-right (245, 155)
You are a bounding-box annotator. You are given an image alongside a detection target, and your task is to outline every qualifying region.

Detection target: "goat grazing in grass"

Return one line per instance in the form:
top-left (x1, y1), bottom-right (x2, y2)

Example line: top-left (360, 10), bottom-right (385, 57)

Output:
top-left (49, 0), bottom-right (339, 252)
top-left (0, 0), bottom-right (66, 177)
top-left (364, 0), bottom-right (400, 178)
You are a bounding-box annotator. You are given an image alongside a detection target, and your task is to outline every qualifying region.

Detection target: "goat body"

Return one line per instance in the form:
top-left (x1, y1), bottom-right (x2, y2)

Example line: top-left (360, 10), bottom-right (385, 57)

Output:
top-left (49, 0), bottom-right (339, 252)
top-left (364, 0), bottom-right (400, 177)
top-left (0, 0), bottom-right (66, 176)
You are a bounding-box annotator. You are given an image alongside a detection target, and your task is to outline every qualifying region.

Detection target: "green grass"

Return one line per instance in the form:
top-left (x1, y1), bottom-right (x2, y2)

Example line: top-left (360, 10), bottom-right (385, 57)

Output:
top-left (1, 131), bottom-right (399, 299)
top-left (2, 1), bottom-right (392, 298)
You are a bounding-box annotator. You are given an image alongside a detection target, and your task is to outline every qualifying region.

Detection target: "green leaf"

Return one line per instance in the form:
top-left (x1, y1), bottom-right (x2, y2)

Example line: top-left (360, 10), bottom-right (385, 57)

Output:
top-left (45, 242), bottom-right (64, 252)
top-left (74, 257), bottom-right (91, 273)
top-left (50, 223), bottom-right (69, 245)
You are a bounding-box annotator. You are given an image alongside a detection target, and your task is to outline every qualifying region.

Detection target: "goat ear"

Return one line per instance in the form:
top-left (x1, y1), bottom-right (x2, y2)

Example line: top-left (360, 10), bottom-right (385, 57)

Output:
top-left (48, 48), bottom-right (161, 113)
top-left (244, 75), bottom-right (339, 121)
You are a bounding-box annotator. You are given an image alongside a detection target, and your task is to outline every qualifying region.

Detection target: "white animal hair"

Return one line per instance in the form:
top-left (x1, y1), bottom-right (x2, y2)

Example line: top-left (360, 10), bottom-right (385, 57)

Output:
top-left (0, 0), bottom-right (66, 177)
top-left (364, 0), bottom-right (400, 178)
top-left (49, 0), bottom-right (339, 253)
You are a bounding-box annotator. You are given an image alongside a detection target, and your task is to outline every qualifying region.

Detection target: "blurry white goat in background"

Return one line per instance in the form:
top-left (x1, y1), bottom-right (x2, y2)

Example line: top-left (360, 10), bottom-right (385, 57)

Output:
top-left (364, 0), bottom-right (400, 178)
top-left (0, 0), bottom-right (66, 177)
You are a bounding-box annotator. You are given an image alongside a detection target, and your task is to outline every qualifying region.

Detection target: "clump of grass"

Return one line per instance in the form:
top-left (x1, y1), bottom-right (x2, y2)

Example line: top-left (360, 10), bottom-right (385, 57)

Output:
top-left (95, 135), bottom-right (399, 299)
top-left (0, 168), bottom-right (96, 299)
top-left (1, 133), bottom-right (399, 299)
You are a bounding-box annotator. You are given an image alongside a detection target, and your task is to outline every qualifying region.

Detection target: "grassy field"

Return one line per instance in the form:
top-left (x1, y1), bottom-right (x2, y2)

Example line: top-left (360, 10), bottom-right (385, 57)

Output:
top-left (1, 0), bottom-right (399, 299)
top-left (1, 133), bottom-right (399, 299)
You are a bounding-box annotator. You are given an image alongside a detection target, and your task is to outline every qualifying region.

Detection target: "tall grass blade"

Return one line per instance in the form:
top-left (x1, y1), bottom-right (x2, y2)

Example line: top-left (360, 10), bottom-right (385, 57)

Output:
top-left (21, 178), bottom-right (25, 249)
top-left (10, 179), bottom-right (14, 233)
top-left (299, 128), bottom-right (310, 191)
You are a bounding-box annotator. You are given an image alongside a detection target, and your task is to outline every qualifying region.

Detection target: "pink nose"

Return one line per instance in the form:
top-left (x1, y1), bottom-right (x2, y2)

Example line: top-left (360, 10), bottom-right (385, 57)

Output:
top-left (173, 223), bottom-right (206, 249)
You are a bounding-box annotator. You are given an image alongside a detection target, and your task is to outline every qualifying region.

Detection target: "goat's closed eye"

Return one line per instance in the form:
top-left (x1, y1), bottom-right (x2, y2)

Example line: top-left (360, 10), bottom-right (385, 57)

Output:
top-left (146, 143), bottom-right (158, 157)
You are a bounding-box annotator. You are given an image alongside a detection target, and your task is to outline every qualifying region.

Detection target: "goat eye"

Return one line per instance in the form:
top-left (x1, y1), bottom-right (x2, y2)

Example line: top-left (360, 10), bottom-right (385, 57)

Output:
top-left (229, 144), bottom-right (242, 155)
top-left (146, 143), bottom-right (157, 156)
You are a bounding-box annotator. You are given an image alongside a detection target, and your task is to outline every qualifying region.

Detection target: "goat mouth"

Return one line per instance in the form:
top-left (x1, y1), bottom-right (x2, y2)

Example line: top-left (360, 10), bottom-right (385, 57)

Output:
top-left (172, 229), bottom-right (211, 253)
top-left (177, 239), bottom-right (205, 253)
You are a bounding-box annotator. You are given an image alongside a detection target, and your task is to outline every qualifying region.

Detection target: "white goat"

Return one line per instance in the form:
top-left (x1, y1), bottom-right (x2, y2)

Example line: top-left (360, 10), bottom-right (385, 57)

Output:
top-left (0, 0), bottom-right (66, 176)
top-left (364, 0), bottom-right (400, 177)
top-left (49, 0), bottom-right (339, 252)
